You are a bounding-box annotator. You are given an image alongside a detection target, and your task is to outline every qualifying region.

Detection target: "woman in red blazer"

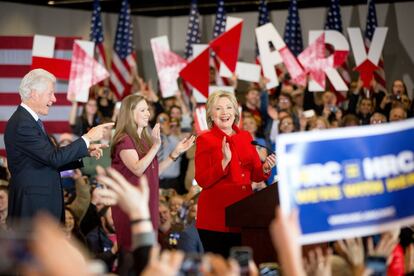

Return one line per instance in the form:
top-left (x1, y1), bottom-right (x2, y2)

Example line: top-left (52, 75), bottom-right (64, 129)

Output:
top-left (195, 91), bottom-right (276, 257)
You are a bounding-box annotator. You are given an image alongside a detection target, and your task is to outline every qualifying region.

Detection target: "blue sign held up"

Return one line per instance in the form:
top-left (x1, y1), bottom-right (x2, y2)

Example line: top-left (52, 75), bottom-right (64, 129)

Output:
top-left (277, 119), bottom-right (414, 244)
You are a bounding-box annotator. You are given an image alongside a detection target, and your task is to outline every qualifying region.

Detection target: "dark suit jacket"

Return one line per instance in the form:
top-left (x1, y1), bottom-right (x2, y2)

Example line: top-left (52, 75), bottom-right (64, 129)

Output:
top-left (4, 105), bottom-right (89, 224)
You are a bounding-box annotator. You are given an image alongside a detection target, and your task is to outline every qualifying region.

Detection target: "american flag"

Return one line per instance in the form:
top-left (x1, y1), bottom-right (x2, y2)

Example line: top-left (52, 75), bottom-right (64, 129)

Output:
top-left (211, 0), bottom-right (229, 85)
top-left (90, 0), bottom-right (107, 68)
top-left (0, 36), bottom-right (76, 156)
top-left (109, 0), bottom-right (136, 99)
top-left (255, 0), bottom-right (284, 87)
top-left (284, 0), bottom-right (303, 57)
top-left (213, 0), bottom-right (226, 38)
top-left (324, 0), bottom-right (350, 102)
top-left (184, 0), bottom-right (201, 59)
top-left (255, 0), bottom-right (271, 60)
top-left (365, 0), bottom-right (386, 92)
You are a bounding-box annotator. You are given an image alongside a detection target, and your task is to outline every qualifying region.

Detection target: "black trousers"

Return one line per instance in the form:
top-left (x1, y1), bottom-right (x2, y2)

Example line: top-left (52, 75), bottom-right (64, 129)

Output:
top-left (198, 229), bottom-right (241, 258)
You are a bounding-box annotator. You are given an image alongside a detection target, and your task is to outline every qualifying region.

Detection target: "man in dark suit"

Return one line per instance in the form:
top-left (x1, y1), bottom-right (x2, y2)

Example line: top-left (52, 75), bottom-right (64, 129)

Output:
top-left (4, 68), bottom-right (113, 225)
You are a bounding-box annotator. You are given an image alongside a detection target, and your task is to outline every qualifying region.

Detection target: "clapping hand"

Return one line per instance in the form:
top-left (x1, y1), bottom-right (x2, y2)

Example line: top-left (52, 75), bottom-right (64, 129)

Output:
top-left (151, 123), bottom-right (161, 147)
top-left (222, 137), bottom-right (232, 169)
top-left (263, 153), bottom-right (276, 173)
top-left (171, 135), bottom-right (196, 159)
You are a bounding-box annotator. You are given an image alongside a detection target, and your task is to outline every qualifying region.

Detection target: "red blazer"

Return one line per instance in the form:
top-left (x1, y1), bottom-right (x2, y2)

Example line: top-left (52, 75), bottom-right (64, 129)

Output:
top-left (195, 124), bottom-right (270, 232)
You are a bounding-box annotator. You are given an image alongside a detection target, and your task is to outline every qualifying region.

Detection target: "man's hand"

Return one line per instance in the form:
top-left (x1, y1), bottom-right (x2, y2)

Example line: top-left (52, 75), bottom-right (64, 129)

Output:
top-left (84, 122), bottom-right (115, 142)
top-left (88, 144), bottom-right (109, 160)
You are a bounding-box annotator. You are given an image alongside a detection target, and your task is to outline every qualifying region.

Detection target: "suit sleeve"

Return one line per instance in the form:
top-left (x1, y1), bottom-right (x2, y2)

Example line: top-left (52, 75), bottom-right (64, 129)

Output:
top-left (15, 120), bottom-right (88, 169)
top-left (194, 134), bottom-right (229, 189)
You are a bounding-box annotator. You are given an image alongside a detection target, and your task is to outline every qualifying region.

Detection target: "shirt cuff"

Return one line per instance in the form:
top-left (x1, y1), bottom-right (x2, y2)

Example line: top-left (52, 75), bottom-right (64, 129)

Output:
top-left (81, 136), bottom-right (90, 148)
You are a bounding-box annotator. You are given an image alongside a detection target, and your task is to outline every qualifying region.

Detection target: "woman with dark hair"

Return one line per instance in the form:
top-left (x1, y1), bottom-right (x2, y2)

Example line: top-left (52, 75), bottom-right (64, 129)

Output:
top-left (69, 98), bottom-right (102, 136)
top-left (64, 207), bottom-right (86, 244)
top-left (110, 94), bottom-right (194, 251)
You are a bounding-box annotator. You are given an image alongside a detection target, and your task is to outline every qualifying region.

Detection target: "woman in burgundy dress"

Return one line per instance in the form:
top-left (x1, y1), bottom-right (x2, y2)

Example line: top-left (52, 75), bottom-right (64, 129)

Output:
top-left (111, 94), bottom-right (194, 251)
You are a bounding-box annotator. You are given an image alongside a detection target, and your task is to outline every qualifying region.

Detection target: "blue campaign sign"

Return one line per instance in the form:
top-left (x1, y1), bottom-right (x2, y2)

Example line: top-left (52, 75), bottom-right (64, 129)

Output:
top-left (276, 119), bottom-right (414, 244)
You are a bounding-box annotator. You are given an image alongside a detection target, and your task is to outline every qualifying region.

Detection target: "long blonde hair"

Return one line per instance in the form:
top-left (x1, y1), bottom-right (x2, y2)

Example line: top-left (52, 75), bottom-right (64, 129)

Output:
top-left (111, 94), bottom-right (153, 156)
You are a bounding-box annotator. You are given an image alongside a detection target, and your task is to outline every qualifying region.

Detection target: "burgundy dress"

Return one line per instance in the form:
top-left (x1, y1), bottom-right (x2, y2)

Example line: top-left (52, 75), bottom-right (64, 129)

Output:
top-left (111, 134), bottom-right (159, 251)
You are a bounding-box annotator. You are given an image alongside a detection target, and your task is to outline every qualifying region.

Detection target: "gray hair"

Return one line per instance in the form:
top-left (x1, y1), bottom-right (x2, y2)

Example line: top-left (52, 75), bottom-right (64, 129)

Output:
top-left (19, 69), bottom-right (56, 101)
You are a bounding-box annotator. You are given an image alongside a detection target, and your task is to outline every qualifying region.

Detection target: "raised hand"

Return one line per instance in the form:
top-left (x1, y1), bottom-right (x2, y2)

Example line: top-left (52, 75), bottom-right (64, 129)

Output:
top-left (151, 123), bottom-right (161, 147)
top-left (405, 243), bottom-right (414, 274)
top-left (202, 253), bottom-right (240, 276)
top-left (267, 105), bottom-right (278, 121)
top-left (367, 232), bottom-right (399, 263)
top-left (96, 166), bottom-right (150, 221)
top-left (269, 207), bottom-right (305, 276)
top-left (222, 137), bottom-right (232, 169)
top-left (26, 214), bottom-right (89, 276)
top-left (303, 247), bottom-right (332, 276)
top-left (141, 246), bottom-right (184, 276)
top-left (171, 135), bottom-right (196, 159)
top-left (334, 238), bottom-right (365, 275)
top-left (84, 122), bottom-right (115, 142)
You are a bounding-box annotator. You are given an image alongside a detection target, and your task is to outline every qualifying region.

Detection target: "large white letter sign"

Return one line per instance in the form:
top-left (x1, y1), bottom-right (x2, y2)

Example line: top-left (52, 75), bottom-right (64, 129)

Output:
top-left (256, 23), bottom-right (306, 89)
top-left (255, 23), bottom-right (285, 89)
top-left (216, 17), bottom-right (261, 83)
top-left (300, 30), bottom-right (349, 92)
top-left (151, 36), bottom-right (188, 98)
top-left (348, 27), bottom-right (388, 88)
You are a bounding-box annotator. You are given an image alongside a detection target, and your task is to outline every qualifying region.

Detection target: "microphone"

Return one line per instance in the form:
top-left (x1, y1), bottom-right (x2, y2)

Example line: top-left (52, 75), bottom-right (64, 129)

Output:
top-left (251, 141), bottom-right (274, 153)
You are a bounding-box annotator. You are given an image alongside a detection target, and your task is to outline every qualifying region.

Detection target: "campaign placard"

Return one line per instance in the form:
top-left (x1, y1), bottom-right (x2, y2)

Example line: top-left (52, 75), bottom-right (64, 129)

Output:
top-left (277, 119), bottom-right (414, 244)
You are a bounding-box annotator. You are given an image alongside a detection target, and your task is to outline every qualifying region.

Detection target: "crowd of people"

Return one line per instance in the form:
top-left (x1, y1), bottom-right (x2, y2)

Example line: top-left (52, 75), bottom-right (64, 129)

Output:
top-left (1, 66), bottom-right (414, 275)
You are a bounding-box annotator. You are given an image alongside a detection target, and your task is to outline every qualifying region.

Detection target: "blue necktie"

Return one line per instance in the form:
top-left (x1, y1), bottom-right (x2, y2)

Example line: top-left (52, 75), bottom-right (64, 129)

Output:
top-left (37, 119), bottom-right (46, 134)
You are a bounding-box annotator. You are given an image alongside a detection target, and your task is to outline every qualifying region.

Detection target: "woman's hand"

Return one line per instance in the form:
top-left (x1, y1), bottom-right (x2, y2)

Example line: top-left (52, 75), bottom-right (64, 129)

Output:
top-left (151, 123), bottom-right (161, 148)
top-left (263, 153), bottom-right (276, 174)
top-left (222, 137), bottom-right (232, 169)
top-left (171, 135), bottom-right (196, 159)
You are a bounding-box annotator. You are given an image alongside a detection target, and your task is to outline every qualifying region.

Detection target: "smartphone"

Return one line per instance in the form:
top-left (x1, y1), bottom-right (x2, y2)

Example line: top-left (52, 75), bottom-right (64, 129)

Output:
top-left (60, 169), bottom-right (74, 178)
top-left (230, 246), bottom-right (252, 276)
top-left (178, 253), bottom-right (202, 276)
top-left (259, 262), bottom-right (280, 276)
top-left (303, 109), bottom-right (316, 118)
top-left (365, 256), bottom-right (386, 275)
